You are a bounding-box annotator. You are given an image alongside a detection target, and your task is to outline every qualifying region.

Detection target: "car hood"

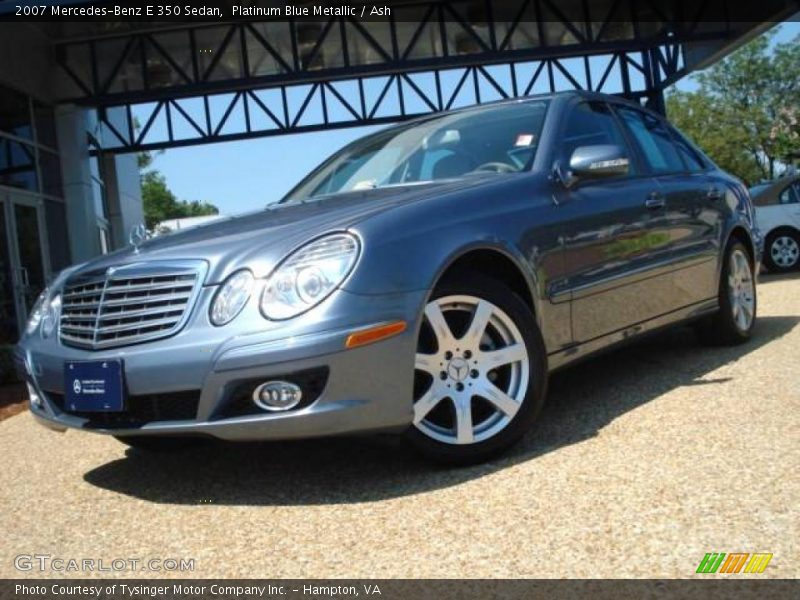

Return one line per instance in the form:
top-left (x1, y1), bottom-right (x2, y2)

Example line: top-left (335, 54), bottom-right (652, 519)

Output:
top-left (70, 177), bottom-right (496, 284)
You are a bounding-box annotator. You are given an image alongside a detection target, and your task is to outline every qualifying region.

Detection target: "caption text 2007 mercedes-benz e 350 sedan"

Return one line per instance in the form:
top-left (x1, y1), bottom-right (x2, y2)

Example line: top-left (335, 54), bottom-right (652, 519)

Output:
top-left (16, 91), bottom-right (762, 463)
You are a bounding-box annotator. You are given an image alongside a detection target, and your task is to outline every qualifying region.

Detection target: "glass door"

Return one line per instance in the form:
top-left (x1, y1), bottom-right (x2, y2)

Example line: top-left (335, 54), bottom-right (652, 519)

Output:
top-left (1, 190), bottom-right (50, 343)
top-left (0, 200), bottom-right (18, 344)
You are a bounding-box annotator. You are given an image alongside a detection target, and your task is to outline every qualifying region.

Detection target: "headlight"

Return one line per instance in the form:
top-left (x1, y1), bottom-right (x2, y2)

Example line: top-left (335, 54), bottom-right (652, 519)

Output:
top-left (25, 288), bottom-right (49, 335)
top-left (260, 233), bottom-right (360, 320)
top-left (210, 269), bottom-right (255, 326)
top-left (41, 293), bottom-right (62, 338)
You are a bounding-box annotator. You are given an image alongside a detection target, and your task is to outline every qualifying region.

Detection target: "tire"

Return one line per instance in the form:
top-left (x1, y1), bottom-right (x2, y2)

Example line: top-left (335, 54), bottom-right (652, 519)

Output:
top-left (696, 241), bottom-right (757, 346)
top-left (114, 435), bottom-right (201, 452)
top-left (406, 273), bottom-right (547, 464)
top-left (763, 229), bottom-right (800, 273)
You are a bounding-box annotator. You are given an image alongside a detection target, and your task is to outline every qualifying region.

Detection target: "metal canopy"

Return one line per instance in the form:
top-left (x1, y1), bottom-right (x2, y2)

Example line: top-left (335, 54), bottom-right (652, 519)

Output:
top-left (42, 0), bottom-right (799, 152)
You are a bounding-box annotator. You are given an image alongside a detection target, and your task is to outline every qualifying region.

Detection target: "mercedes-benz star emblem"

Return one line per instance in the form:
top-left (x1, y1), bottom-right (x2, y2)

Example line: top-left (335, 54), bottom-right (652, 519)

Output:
top-left (129, 223), bottom-right (147, 253)
top-left (447, 357), bottom-right (469, 382)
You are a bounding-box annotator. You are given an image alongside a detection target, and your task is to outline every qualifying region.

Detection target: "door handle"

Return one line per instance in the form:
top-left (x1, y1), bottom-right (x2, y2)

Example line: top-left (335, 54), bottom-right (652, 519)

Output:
top-left (707, 187), bottom-right (723, 200)
top-left (645, 193), bottom-right (665, 210)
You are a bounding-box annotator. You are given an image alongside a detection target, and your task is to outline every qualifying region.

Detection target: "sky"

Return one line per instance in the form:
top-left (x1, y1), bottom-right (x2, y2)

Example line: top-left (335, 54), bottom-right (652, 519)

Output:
top-left (146, 21), bottom-right (799, 216)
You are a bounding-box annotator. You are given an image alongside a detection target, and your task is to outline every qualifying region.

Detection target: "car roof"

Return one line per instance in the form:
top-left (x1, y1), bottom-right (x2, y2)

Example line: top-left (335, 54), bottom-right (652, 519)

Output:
top-left (750, 174), bottom-right (800, 204)
top-left (427, 90), bottom-right (645, 114)
top-left (371, 90), bottom-right (656, 136)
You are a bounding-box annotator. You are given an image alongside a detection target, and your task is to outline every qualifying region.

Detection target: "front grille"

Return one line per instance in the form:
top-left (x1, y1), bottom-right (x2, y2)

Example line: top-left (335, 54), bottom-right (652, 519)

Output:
top-left (48, 390), bottom-right (200, 429)
top-left (60, 261), bottom-right (205, 350)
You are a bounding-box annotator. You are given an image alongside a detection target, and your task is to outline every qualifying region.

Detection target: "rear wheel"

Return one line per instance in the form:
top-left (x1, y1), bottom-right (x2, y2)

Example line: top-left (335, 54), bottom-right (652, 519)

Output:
top-left (406, 274), bottom-right (547, 464)
top-left (764, 229), bottom-right (800, 273)
top-left (696, 241), bottom-right (756, 345)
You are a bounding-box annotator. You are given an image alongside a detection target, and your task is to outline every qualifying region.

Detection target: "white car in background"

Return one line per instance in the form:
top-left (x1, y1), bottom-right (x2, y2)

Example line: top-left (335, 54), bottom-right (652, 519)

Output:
top-left (751, 175), bottom-right (800, 272)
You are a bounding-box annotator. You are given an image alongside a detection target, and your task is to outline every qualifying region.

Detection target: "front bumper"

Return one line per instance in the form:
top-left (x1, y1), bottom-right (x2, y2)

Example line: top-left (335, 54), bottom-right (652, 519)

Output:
top-left (16, 288), bottom-right (426, 441)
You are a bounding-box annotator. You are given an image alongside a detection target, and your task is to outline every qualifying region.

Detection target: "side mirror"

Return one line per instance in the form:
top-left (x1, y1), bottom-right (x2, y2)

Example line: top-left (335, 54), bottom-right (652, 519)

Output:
top-left (565, 144), bottom-right (630, 185)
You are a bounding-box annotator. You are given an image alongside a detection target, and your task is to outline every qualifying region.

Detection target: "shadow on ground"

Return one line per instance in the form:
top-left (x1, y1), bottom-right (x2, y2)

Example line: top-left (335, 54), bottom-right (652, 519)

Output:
top-left (84, 285), bottom-right (798, 506)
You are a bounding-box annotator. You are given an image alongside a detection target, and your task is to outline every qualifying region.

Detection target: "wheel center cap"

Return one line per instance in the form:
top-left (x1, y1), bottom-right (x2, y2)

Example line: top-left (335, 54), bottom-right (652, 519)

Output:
top-left (447, 357), bottom-right (469, 382)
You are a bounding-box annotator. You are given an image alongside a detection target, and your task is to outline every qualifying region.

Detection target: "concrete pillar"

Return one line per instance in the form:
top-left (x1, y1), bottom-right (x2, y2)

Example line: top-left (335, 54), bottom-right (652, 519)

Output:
top-left (103, 150), bottom-right (144, 250)
top-left (97, 107), bottom-right (145, 251)
top-left (54, 104), bottom-right (101, 263)
top-left (54, 105), bottom-right (144, 260)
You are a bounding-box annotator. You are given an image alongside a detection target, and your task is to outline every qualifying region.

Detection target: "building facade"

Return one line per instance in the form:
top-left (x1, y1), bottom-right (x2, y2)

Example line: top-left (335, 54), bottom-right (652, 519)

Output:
top-left (0, 23), bottom-right (143, 345)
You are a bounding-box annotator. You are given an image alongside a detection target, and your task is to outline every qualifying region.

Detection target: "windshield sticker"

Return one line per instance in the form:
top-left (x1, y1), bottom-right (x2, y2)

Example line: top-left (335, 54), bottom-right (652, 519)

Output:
top-left (515, 134), bottom-right (535, 147)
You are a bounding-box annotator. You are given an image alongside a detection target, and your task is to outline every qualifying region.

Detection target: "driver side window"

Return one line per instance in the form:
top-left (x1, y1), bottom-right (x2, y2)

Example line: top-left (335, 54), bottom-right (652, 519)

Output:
top-left (561, 102), bottom-right (633, 177)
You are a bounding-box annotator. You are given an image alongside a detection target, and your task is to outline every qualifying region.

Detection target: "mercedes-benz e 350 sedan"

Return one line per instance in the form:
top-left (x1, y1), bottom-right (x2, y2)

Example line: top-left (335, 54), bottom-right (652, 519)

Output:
top-left (17, 91), bottom-right (761, 463)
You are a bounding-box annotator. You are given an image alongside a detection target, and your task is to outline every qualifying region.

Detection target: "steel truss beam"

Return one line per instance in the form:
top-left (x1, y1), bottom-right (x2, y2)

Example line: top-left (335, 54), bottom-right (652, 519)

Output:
top-left (92, 43), bottom-right (684, 153)
top-left (59, 2), bottom-right (734, 106)
top-left (52, 0), bottom-right (793, 153)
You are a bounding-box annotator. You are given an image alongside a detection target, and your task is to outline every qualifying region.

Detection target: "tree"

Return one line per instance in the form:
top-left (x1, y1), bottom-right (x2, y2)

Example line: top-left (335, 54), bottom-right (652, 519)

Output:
top-left (666, 28), bottom-right (800, 185)
top-left (136, 119), bottom-right (219, 231)
top-left (666, 91), bottom-right (765, 185)
top-left (140, 170), bottom-right (219, 230)
top-left (770, 40), bottom-right (800, 162)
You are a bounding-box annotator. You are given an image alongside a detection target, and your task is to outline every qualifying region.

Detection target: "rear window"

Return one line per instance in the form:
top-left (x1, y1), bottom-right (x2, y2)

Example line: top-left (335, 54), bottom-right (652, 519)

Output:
top-left (669, 127), bottom-right (707, 171)
top-left (616, 107), bottom-right (685, 174)
top-left (779, 183), bottom-right (800, 205)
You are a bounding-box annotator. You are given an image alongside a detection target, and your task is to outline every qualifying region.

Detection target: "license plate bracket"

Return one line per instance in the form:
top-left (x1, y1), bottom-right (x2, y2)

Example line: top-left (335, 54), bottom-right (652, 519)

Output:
top-left (64, 360), bottom-right (125, 412)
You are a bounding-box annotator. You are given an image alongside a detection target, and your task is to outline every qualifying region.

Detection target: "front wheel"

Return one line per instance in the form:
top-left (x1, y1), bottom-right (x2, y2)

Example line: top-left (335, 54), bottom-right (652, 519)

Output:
top-left (696, 241), bottom-right (756, 345)
top-left (406, 273), bottom-right (547, 464)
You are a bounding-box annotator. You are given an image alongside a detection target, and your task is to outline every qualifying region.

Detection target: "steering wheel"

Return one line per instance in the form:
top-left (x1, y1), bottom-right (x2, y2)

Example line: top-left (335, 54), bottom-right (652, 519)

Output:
top-left (472, 161), bottom-right (518, 174)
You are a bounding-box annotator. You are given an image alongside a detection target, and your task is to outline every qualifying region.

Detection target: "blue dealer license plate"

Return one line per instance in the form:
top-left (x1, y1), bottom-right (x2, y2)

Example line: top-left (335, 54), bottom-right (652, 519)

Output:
top-left (64, 360), bottom-right (125, 412)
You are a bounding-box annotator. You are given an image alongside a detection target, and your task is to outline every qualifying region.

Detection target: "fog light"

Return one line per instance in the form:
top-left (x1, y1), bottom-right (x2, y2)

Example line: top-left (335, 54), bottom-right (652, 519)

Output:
top-left (26, 383), bottom-right (42, 410)
top-left (252, 381), bottom-right (303, 412)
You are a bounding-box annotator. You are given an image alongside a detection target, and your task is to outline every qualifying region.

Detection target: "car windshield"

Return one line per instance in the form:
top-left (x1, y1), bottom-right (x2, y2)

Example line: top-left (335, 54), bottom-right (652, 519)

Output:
top-left (284, 100), bottom-right (550, 202)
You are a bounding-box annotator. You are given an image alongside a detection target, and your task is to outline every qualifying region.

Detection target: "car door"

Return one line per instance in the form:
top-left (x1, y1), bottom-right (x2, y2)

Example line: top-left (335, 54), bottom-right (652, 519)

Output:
top-left (667, 123), bottom-right (725, 302)
top-left (552, 100), bottom-right (674, 343)
top-left (614, 106), bottom-right (720, 305)
top-left (754, 180), bottom-right (798, 233)
top-left (781, 180), bottom-right (800, 228)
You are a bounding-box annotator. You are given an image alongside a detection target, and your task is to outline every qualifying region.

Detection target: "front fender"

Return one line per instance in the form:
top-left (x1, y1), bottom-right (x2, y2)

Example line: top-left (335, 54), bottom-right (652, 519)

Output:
top-left (340, 177), bottom-right (570, 350)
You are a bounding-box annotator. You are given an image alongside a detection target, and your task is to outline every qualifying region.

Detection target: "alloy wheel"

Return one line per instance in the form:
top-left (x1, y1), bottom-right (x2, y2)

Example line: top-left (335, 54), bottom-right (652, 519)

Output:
top-left (770, 235), bottom-right (799, 269)
top-left (413, 295), bottom-right (530, 445)
top-left (727, 249), bottom-right (755, 331)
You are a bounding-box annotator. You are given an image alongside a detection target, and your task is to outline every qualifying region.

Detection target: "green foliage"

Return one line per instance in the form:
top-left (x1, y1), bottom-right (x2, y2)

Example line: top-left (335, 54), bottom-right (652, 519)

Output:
top-left (140, 170), bottom-right (219, 231)
top-left (666, 28), bottom-right (800, 185)
top-left (137, 146), bottom-right (160, 171)
top-left (136, 119), bottom-right (218, 231)
top-left (134, 117), bottom-right (163, 171)
top-left (666, 92), bottom-right (766, 185)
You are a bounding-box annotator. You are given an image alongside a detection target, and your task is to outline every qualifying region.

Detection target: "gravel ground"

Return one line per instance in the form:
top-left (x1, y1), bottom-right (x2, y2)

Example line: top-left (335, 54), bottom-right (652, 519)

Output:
top-left (1, 273), bottom-right (797, 579)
